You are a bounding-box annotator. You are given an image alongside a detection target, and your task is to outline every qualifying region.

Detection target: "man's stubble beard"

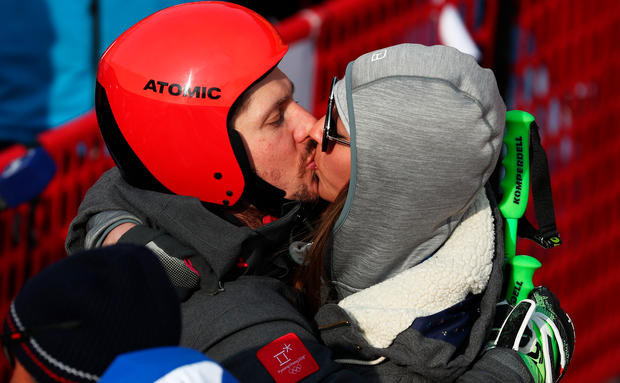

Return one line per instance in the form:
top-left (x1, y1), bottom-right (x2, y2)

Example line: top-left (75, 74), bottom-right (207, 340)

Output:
top-left (255, 140), bottom-right (319, 203)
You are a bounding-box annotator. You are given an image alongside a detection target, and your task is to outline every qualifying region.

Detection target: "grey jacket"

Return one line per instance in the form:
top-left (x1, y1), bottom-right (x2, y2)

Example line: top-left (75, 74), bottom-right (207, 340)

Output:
top-left (66, 168), bottom-right (361, 382)
top-left (315, 187), bottom-right (509, 382)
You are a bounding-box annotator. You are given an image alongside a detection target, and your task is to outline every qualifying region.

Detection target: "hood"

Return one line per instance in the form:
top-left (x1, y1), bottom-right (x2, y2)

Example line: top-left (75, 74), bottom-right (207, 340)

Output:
top-left (327, 43), bottom-right (505, 299)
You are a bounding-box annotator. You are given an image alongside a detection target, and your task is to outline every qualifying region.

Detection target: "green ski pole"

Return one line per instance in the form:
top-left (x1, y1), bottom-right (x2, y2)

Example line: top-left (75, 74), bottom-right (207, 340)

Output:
top-left (499, 110), bottom-right (541, 305)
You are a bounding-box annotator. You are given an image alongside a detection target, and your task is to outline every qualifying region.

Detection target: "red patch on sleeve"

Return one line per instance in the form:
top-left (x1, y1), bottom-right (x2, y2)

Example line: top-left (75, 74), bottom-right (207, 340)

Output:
top-left (256, 333), bottom-right (319, 383)
top-left (261, 215), bottom-right (278, 225)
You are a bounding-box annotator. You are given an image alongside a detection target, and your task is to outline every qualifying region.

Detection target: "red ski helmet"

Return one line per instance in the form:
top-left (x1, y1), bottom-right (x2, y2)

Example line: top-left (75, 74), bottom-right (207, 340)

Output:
top-left (96, 2), bottom-right (288, 206)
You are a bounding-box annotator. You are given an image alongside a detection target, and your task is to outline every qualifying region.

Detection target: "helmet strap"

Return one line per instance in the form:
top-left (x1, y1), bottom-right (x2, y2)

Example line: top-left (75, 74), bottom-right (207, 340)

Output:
top-left (228, 128), bottom-right (287, 217)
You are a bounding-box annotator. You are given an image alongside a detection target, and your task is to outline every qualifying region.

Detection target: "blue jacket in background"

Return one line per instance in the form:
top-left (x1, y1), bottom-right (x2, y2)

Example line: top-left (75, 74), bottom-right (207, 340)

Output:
top-left (0, 0), bottom-right (185, 145)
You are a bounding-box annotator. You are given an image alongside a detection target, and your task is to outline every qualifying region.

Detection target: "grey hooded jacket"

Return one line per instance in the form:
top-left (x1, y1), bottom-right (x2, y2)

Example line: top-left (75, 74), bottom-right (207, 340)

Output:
top-left (312, 44), bottom-right (532, 382)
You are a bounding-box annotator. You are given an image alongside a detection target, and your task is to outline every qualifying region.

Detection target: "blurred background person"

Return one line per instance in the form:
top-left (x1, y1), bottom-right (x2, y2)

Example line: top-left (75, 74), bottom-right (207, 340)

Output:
top-left (1, 244), bottom-right (180, 382)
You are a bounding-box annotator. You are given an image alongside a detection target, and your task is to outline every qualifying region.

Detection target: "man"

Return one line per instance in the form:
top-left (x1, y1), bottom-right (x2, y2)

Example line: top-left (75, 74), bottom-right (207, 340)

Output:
top-left (65, 3), bottom-right (360, 381)
top-left (67, 2), bottom-right (320, 280)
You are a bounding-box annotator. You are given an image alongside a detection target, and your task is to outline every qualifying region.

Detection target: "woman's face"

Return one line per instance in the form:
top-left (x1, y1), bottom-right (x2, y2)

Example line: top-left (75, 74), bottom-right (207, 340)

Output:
top-left (308, 108), bottom-right (351, 202)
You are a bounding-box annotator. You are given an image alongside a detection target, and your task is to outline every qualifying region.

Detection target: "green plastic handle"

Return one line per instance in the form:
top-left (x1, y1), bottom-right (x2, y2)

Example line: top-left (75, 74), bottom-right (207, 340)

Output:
top-left (506, 255), bottom-right (541, 305)
top-left (499, 110), bottom-right (533, 261)
top-left (499, 111), bottom-right (540, 304)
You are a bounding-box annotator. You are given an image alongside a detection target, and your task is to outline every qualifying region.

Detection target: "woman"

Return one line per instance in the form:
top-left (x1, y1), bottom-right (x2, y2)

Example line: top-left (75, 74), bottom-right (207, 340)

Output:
top-left (297, 43), bottom-right (508, 381)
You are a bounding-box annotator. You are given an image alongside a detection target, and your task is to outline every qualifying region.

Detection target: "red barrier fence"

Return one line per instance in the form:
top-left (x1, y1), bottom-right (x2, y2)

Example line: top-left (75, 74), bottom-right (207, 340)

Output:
top-left (309, 0), bottom-right (498, 116)
top-left (0, 112), bottom-right (113, 298)
top-left (0, 112), bottom-right (114, 380)
top-left (511, 1), bottom-right (620, 382)
top-left (1, 0), bottom-right (618, 381)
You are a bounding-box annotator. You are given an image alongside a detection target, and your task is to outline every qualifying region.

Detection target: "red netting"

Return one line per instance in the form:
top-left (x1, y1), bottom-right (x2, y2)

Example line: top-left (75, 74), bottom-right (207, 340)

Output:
top-left (312, 0), bottom-right (498, 116)
top-left (511, 0), bottom-right (620, 381)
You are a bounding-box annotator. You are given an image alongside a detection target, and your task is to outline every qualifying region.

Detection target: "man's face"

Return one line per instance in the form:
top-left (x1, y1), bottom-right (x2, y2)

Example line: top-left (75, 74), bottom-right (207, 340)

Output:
top-left (233, 68), bottom-right (319, 202)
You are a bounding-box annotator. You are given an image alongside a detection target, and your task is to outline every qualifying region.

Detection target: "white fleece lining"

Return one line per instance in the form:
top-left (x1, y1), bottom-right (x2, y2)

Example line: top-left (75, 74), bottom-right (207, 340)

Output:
top-left (338, 190), bottom-right (495, 348)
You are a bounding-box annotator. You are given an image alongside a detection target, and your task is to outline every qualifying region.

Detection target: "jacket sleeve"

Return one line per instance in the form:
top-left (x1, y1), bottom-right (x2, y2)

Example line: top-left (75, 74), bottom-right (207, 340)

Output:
top-left (456, 348), bottom-right (534, 383)
top-left (180, 276), bottom-right (365, 382)
top-left (66, 168), bottom-right (142, 254)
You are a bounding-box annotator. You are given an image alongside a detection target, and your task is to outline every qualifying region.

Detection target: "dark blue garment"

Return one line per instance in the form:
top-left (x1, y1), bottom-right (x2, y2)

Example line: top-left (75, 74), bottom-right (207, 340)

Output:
top-left (410, 294), bottom-right (481, 349)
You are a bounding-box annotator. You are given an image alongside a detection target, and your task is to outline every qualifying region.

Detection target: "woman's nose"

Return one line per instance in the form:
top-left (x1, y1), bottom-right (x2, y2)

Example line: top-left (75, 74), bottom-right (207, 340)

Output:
top-left (308, 116), bottom-right (325, 146)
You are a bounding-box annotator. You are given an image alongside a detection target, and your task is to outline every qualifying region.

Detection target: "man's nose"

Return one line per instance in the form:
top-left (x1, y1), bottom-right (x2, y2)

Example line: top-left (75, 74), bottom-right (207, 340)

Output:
top-left (291, 103), bottom-right (318, 143)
